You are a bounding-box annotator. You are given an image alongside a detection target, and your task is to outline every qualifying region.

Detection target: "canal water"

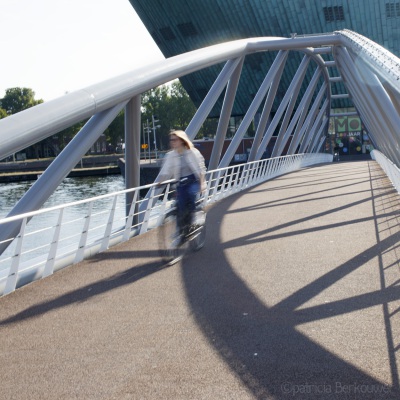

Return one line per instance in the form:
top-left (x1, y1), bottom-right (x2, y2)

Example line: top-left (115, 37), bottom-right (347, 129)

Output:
top-left (0, 175), bottom-right (126, 219)
top-left (0, 175), bottom-right (129, 268)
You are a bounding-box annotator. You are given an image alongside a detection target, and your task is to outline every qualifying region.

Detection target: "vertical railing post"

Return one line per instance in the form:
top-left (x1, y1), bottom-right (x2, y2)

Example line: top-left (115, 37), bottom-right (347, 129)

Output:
top-left (74, 202), bottom-right (93, 264)
top-left (100, 196), bottom-right (118, 252)
top-left (4, 217), bottom-right (27, 295)
top-left (43, 209), bottom-right (64, 278)
top-left (156, 183), bottom-right (172, 226)
top-left (261, 159), bottom-right (270, 181)
top-left (211, 170), bottom-right (223, 202)
top-left (123, 189), bottom-right (139, 241)
top-left (125, 95), bottom-right (142, 225)
top-left (139, 186), bottom-right (157, 235)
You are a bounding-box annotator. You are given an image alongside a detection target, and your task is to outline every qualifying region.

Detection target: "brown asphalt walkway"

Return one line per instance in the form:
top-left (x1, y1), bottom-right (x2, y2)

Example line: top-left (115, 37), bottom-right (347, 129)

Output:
top-left (1, 160), bottom-right (400, 399)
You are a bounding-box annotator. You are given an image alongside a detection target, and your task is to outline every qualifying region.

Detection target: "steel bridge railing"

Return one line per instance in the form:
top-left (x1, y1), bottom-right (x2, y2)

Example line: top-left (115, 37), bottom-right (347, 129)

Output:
top-left (371, 150), bottom-right (400, 195)
top-left (0, 33), bottom-right (339, 261)
top-left (2, 27), bottom-right (400, 296)
top-left (0, 152), bottom-right (331, 296)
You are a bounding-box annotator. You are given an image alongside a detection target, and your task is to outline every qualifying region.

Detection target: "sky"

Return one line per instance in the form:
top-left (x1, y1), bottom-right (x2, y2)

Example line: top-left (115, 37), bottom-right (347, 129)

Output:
top-left (1, 0), bottom-right (165, 102)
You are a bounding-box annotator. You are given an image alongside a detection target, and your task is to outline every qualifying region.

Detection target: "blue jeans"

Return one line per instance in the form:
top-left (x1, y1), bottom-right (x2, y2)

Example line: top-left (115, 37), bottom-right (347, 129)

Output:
top-left (176, 174), bottom-right (199, 232)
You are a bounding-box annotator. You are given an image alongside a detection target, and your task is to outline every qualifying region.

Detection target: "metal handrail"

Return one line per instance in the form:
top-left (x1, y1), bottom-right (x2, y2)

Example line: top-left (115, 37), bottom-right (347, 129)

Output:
top-left (0, 153), bottom-right (332, 296)
top-left (371, 150), bottom-right (400, 194)
top-left (0, 33), bottom-right (339, 255)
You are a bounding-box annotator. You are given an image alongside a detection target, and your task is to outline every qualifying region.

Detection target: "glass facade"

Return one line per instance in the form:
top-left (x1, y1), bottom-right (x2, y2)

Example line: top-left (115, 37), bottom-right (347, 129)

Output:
top-left (329, 109), bottom-right (373, 156)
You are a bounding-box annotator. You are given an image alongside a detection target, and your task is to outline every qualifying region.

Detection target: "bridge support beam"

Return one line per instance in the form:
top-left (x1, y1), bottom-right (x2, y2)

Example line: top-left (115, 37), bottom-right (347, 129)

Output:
top-left (271, 55), bottom-right (311, 157)
top-left (0, 102), bottom-right (127, 255)
top-left (220, 50), bottom-right (289, 167)
top-left (209, 58), bottom-right (244, 170)
top-left (334, 46), bottom-right (400, 166)
top-left (185, 58), bottom-right (242, 141)
top-left (286, 69), bottom-right (321, 154)
top-left (248, 50), bottom-right (288, 162)
top-left (125, 95), bottom-right (141, 220)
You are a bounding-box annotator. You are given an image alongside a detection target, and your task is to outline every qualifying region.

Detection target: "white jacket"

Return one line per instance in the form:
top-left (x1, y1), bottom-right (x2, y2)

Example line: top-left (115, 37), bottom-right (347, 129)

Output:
top-left (159, 148), bottom-right (206, 190)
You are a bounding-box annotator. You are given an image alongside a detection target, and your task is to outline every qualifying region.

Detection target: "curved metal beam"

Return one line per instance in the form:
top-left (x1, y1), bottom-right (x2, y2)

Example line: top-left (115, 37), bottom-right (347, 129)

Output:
top-left (0, 35), bottom-right (340, 160)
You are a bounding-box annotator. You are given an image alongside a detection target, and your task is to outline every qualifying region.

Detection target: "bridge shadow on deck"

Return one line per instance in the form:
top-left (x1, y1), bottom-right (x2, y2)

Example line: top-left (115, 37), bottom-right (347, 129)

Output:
top-left (0, 257), bottom-right (165, 326)
top-left (180, 162), bottom-right (400, 399)
top-left (1, 161), bottom-right (400, 399)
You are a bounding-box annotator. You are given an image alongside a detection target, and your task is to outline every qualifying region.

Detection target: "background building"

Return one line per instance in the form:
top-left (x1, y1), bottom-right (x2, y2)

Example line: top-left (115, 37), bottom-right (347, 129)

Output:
top-left (129, 0), bottom-right (396, 155)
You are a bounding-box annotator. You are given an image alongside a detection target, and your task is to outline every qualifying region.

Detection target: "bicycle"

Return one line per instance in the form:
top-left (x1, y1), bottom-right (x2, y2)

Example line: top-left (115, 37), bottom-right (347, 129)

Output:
top-left (158, 194), bottom-right (206, 265)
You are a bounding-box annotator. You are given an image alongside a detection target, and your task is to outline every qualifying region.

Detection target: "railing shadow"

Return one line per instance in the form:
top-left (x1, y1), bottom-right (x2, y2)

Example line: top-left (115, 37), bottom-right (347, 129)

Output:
top-left (0, 247), bottom-right (166, 326)
top-left (1, 160), bottom-right (399, 398)
top-left (180, 162), bottom-right (400, 399)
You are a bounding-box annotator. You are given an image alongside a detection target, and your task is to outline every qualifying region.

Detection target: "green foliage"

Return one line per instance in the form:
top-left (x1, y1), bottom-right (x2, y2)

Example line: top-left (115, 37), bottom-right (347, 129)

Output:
top-left (200, 118), bottom-right (219, 138)
top-left (141, 80), bottom-right (197, 150)
top-left (0, 82), bottom-right (218, 157)
top-left (56, 120), bottom-right (87, 152)
top-left (104, 80), bottom-right (218, 150)
top-left (0, 87), bottom-right (43, 115)
top-left (168, 80), bottom-right (197, 128)
top-left (105, 110), bottom-right (124, 148)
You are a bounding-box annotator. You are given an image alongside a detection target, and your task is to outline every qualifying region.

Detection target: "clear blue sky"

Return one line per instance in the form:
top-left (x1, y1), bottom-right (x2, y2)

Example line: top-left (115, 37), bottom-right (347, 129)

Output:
top-left (1, 0), bottom-right (165, 102)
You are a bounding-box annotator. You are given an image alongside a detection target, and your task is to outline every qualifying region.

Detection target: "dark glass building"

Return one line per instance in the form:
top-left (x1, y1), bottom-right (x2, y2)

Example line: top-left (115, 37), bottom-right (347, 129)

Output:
top-left (129, 1), bottom-right (398, 156)
top-left (129, 0), bottom-right (398, 113)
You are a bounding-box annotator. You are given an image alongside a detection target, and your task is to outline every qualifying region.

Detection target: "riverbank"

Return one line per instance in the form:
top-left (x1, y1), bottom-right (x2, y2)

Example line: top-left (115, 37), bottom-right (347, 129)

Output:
top-left (0, 166), bottom-right (122, 183)
top-left (0, 154), bottom-right (121, 172)
top-left (0, 155), bottom-right (121, 183)
top-left (0, 155), bottom-right (161, 184)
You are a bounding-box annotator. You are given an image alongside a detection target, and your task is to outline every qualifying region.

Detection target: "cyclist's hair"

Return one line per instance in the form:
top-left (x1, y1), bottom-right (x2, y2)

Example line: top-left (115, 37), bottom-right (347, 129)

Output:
top-left (169, 130), bottom-right (194, 149)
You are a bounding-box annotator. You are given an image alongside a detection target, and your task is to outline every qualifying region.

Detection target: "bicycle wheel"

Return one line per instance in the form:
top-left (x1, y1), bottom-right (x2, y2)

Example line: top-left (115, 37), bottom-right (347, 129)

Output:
top-left (188, 223), bottom-right (206, 251)
top-left (188, 210), bottom-right (206, 251)
top-left (158, 210), bottom-right (185, 265)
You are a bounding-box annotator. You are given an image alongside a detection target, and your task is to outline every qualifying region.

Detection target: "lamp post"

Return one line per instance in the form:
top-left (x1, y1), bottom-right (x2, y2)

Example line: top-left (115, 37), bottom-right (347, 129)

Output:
top-left (144, 119), bottom-right (152, 162)
top-left (142, 123), bottom-right (145, 160)
top-left (152, 115), bottom-right (161, 160)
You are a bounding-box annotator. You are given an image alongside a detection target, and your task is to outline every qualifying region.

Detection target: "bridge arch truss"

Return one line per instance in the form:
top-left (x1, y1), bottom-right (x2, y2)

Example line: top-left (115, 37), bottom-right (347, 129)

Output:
top-left (1, 30), bottom-right (400, 291)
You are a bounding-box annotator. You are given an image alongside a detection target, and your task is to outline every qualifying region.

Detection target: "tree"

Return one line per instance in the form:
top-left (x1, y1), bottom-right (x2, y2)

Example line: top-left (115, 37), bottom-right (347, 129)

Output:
top-left (55, 120), bottom-right (87, 153)
top-left (0, 83), bottom-right (215, 158)
top-left (200, 117), bottom-right (219, 138)
top-left (0, 87), bottom-right (43, 115)
top-left (105, 110), bottom-right (124, 149)
top-left (141, 81), bottom-right (197, 150)
top-left (168, 80), bottom-right (197, 130)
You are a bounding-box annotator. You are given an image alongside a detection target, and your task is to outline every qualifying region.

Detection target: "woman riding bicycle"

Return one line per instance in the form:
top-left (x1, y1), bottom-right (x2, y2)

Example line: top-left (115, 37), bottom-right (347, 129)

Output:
top-left (158, 130), bottom-right (206, 240)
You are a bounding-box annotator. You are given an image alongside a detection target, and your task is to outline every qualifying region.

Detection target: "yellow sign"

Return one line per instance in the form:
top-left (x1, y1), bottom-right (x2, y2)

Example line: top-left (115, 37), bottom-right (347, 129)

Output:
top-left (142, 144), bottom-right (148, 149)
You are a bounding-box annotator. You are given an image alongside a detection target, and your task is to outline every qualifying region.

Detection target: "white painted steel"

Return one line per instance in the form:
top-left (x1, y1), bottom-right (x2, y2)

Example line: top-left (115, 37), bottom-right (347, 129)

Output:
top-left (1, 28), bottom-right (400, 296)
top-left (0, 153), bottom-right (331, 296)
top-left (208, 57), bottom-right (244, 170)
top-left (5, 35), bottom-right (344, 160)
top-left (2, 29), bottom-right (397, 252)
top-left (42, 208), bottom-right (63, 278)
top-left (371, 150), bottom-right (400, 195)
top-left (3, 218), bottom-right (27, 295)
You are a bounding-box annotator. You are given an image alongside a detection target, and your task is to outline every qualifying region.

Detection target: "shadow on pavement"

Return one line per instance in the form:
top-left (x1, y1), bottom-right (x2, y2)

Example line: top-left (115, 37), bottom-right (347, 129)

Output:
top-left (181, 164), bottom-right (400, 399)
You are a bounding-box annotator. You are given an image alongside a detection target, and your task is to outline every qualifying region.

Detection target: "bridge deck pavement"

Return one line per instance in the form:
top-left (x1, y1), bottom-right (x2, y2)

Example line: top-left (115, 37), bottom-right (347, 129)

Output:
top-left (1, 160), bottom-right (400, 399)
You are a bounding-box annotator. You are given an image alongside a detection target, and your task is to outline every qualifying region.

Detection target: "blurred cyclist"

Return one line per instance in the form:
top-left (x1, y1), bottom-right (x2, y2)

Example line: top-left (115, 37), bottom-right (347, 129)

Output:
top-left (158, 130), bottom-right (206, 239)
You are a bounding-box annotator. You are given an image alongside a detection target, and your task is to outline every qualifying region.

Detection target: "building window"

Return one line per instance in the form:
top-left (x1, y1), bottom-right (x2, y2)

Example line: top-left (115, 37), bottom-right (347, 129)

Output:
top-left (323, 6), bottom-right (345, 22)
top-left (247, 53), bottom-right (263, 71)
top-left (196, 88), bottom-right (208, 100)
top-left (177, 22), bottom-right (198, 37)
top-left (386, 2), bottom-right (400, 18)
top-left (151, 31), bottom-right (162, 45)
top-left (159, 27), bottom-right (176, 41)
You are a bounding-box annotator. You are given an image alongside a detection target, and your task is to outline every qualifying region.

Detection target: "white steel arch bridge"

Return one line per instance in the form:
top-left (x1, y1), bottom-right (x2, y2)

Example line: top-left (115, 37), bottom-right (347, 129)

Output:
top-left (0, 29), bottom-right (400, 295)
